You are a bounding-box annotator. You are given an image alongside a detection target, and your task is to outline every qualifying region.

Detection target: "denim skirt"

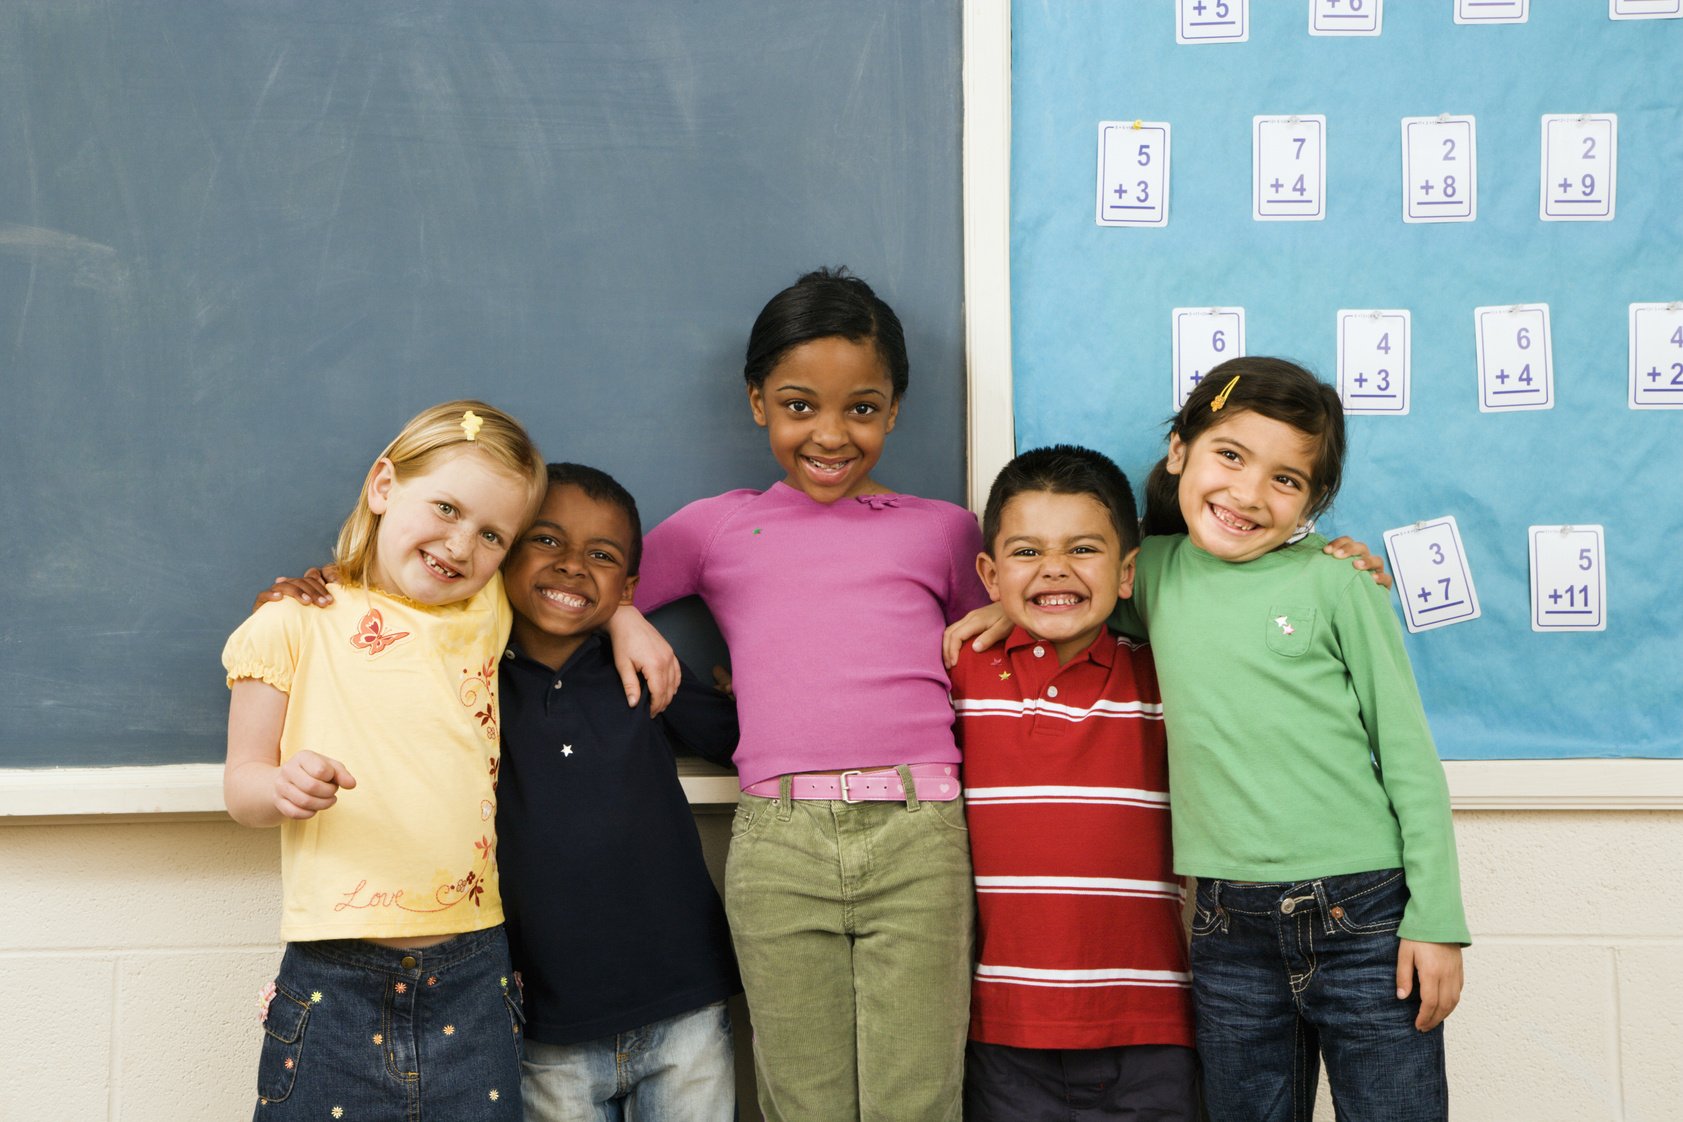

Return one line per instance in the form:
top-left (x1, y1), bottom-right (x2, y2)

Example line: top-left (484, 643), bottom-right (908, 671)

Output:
top-left (253, 925), bottom-right (525, 1120)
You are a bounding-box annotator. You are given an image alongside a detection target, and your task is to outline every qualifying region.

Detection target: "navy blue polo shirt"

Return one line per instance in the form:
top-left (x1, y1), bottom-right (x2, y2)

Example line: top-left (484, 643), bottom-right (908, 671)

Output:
top-left (496, 631), bottom-right (741, 1045)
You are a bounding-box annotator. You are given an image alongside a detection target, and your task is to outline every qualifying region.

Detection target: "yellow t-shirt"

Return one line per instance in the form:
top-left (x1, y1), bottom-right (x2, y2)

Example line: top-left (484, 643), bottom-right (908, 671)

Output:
top-left (222, 576), bottom-right (512, 941)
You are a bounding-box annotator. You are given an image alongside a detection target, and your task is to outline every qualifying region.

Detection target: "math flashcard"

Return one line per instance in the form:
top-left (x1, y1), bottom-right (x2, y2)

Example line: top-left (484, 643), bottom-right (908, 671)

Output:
top-left (1171, 307), bottom-right (1246, 409)
top-left (1097, 121), bottom-right (1170, 227)
top-left (1384, 517), bottom-right (1481, 633)
top-left (1474, 304), bottom-right (1553, 412)
top-left (1529, 525), bottom-right (1607, 632)
top-left (1455, 0), bottom-right (1527, 23)
top-left (1254, 116), bottom-right (1326, 221)
top-left (1609, 0), bottom-right (1681, 18)
top-left (1177, 0), bottom-right (1249, 43)
top-left (1541, 115), bottom-right (1617, 222)
top-left (1402, 116), bottom-right (1476, 223)
top-left (1337, 309), bottom-right (1410, 414)
top-left (1628, 302), bottom-right (1683, 409)
top-left (1310, 0), bottom-right (1382, 35)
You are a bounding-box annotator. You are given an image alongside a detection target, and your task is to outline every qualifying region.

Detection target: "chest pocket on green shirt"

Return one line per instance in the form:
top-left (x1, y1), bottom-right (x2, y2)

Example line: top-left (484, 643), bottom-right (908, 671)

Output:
top-left (1265, 605), bottom-right (1317, 657)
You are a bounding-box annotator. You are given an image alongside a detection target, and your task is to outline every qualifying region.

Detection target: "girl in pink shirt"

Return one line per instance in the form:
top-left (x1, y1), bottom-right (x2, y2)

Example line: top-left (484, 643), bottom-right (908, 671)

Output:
top-left (611, 269), bottom-right (988, 1122)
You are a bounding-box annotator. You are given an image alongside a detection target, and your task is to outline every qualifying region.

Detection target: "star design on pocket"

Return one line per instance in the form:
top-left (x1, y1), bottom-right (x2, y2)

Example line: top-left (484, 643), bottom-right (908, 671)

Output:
top-left (1274, 615), bottom-right (1295, 636)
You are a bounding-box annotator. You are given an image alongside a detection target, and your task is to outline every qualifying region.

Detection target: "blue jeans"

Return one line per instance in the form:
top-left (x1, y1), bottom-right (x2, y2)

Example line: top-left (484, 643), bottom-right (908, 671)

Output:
top-left (520, 1000), bottom-right (735, 1122)
top-left (253, 926), bottom-right (524, 1120)
top-left (1191, 869), bottom-right (1447, 1122)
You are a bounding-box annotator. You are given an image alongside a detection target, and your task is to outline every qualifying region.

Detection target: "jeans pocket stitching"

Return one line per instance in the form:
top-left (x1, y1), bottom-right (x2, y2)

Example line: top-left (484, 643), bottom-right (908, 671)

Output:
top-left (1329, 871), bottom-right (1407, 935)
top-left (256, 983), bottom-right (311, 1104)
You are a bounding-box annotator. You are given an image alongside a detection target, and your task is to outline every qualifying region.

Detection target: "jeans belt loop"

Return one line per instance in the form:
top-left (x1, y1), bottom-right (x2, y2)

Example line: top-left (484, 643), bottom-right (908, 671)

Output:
top-left (777, 774), bottom-right (794, 820)
top-left (897, 764), bottom-right (920, 811)
top-left (1311, 877), bottom-right (1336, 934)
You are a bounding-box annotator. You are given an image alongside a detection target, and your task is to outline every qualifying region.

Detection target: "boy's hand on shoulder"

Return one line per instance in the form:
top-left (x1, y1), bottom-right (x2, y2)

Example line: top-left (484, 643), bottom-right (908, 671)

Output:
top-left (274, 750), bottom-right (357, 819)
top-left (1396, 938), bottom-right (1463, 1032)
top-left (1323, 536), bottom-right (1392, 591)
top-left (605, 604), bottom-right (680, 716)
top-left (252, 566), bottom-right (338, 613)
top-left (943, 603), bottom-right (1010, 668)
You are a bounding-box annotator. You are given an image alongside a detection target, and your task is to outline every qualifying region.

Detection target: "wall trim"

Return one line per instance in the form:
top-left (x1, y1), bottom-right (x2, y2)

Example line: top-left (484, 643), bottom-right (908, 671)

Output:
top-left (962, 0), bottom-right (1016, 511)
top-left (3, 759), bottom-right (1680, 820)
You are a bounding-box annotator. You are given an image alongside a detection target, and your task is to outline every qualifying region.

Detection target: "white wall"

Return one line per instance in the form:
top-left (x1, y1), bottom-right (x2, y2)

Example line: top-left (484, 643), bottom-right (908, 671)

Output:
top-left (3, 805), bottom-right (1680, 1121)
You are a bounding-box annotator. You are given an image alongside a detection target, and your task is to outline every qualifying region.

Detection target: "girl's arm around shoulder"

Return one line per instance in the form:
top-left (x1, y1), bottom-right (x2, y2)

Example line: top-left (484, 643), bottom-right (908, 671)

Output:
top-left (655, 659), bottom-right (739, 768)
top-left (633, 489), bottom-right (761, 615)
top-left (928, 498), bottom-right (989, 622)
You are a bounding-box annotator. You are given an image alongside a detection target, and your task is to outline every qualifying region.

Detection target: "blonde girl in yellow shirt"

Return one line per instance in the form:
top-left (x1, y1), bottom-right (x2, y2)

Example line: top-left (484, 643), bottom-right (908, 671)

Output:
top-left (222, 400), bottom-right (545, 1120)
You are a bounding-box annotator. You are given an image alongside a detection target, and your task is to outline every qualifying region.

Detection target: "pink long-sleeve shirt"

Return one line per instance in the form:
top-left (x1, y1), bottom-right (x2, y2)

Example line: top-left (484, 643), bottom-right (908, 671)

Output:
top-left (635, 481), bottom-right (989, 788)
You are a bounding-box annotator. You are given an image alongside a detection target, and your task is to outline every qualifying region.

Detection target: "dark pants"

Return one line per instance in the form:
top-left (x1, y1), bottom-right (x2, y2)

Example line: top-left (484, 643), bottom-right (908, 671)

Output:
top-left (1191, 869), bottom-right (1448, 1122)
top-left (253, 926), bottom-right (525, 1120)
top-left (964, 1039), bottom-right (1201, 1121)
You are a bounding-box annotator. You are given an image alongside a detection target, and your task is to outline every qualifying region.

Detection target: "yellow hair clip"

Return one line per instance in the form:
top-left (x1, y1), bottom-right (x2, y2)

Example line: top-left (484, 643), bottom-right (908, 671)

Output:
top-left (460, 409), bottom-right (483, 441)
top-left (1210, 375), bottom-right (1241, 412)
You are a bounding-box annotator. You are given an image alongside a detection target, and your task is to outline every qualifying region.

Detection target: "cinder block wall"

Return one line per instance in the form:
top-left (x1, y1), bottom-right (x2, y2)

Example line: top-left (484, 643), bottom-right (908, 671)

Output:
top-left (3, 811), bottom-right (1680, 1121)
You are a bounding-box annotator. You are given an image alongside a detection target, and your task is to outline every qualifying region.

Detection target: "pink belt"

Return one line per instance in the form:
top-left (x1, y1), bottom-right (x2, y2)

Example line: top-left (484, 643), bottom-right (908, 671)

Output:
top-left (741, 763), bottom-right (962, 803)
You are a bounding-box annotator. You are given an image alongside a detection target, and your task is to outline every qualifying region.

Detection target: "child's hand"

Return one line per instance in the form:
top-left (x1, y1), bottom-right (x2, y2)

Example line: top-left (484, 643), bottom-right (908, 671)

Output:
top-left (1396, 938), bottom-right (1463, 1031)
top-left (1323, 536), bottom-right (1392, 591)
top-left (943, 603), bottom-right (1010, 668)
top-left (605, 604), bottom-right (681, 716)
top-left (273, 750), bottom-right (357, 820)
top-left (252, 566), bottom-right (338, 613)
top-left (711, 665), bottom-right (734, 698)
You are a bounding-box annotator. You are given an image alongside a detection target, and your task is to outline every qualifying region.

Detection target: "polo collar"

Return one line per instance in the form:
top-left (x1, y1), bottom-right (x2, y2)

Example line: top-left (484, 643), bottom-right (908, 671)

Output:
top-left (1001, 624), bottom-right (1116, 670)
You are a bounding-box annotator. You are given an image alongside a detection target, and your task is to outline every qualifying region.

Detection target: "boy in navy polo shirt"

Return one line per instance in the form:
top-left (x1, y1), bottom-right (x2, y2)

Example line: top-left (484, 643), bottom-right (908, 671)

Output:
top-left (496, 463), bottom-right (740, 1121)
top-left (951, 445), bottom-right (1197, 1122)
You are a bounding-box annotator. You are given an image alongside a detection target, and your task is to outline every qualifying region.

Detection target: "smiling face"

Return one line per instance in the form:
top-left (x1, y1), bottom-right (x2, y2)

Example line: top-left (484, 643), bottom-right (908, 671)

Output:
top-left (1166, 408), bottom-right (1320, 564)
top-left (747, 335), bottom-right (900, 503)
top-left (503, 483), bottom-right (638, 670)
top-left (364, 448), bottom-right (533, 605)
top-left (978, 490), bottom-right (1137, 664)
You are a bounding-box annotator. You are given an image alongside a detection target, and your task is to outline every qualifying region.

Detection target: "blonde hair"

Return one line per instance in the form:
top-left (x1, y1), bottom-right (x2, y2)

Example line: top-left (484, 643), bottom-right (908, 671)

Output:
top-left (334, 400), bottom-right (547, 588)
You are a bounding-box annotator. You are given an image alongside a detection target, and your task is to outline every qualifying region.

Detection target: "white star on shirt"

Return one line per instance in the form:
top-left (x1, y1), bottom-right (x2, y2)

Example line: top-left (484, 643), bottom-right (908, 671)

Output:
top-left (561, 745), bottom-right (574, 757)
top-left (1274, 615), bottom-right (1295, 636)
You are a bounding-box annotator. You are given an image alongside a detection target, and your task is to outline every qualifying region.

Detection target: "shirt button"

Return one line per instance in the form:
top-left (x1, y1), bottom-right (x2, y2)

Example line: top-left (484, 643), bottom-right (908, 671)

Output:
top-left (1032, 645), bottom-right (1045, 658)
top-left (503, 650), bottom-right (514, 660)
top-left (1047, 686), bottom-right (1059, 699)
top-left (552, 681), bottom-right (563, 691)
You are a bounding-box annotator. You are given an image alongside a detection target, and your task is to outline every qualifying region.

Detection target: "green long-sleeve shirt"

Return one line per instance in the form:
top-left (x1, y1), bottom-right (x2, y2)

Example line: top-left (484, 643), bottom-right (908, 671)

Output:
top-left (1117, 533), bottom-right (1469, 944)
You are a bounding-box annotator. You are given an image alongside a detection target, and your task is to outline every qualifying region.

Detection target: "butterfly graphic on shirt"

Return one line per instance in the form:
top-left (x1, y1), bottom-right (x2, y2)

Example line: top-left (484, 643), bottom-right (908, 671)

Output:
top-left (350, 608), bottom-right (411, 655)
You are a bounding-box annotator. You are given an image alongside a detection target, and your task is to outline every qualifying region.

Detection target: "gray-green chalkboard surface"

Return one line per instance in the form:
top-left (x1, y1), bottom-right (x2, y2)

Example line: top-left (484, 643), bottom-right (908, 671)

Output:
top-left (0, 1), bottom-right (966, 768)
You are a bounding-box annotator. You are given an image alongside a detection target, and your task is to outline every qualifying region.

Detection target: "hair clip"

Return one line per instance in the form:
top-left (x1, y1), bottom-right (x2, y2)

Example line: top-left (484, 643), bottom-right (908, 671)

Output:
top-left (1210, 375), bottom-right (1241, 412)
top-left (460, 410), bottom-right (483, 441)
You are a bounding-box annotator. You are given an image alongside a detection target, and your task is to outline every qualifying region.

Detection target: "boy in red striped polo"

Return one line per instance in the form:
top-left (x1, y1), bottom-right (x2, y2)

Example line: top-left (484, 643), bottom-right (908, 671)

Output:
top-left (953, 445), bottom-right (1197, 1121)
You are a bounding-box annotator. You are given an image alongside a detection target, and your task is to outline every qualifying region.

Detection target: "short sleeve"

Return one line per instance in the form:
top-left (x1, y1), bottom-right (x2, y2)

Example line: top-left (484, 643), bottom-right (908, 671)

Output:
top-left (221, 599), bottom-right (303, 693)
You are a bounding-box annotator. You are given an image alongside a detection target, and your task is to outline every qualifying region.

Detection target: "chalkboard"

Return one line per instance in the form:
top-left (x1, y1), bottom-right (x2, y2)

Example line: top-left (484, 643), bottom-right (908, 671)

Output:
top-left (0, 1), bottom-right (966, 768)
top-left (1008, 2), bottom-right (1681, 760)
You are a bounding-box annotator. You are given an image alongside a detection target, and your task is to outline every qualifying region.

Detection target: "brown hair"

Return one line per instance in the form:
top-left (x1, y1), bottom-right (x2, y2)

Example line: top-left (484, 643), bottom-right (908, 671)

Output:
top-left (1141, 357), bottom-right (1346, 538)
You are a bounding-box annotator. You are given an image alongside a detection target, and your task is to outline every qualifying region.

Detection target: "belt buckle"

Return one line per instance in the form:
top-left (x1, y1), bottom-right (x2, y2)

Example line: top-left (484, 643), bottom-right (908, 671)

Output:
top-left (837, 770), bottom-right (865, 803)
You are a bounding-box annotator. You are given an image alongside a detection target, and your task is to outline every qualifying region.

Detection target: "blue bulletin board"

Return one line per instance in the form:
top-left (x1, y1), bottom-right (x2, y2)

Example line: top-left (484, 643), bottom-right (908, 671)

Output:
top-left (1007, 3), bottom-right (1681, 760)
